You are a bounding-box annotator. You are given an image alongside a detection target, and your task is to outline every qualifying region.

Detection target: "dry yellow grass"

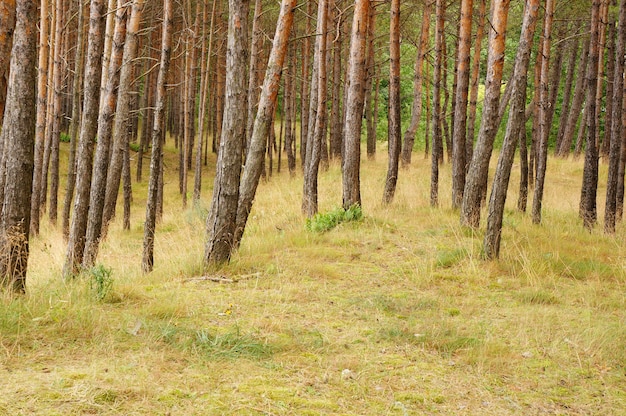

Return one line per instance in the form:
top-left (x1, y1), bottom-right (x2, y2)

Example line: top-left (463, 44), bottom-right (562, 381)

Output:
top-left (1, 143), bottom-right (625, 415)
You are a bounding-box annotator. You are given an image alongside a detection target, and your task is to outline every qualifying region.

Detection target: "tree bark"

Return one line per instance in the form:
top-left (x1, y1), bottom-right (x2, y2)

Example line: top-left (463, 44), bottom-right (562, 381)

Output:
top-left (63, 0), bottom-right (106, 278)
top-left (102, 0), bottom-right (144, 235)
top-left (30, 0), bottom-right (48, 237)
top-left (142, 0), bottom-right (173, 273)
top-left (0, 0), bottom-right (16, 123)
top-left (61, 0), bottom-right (86, 240)
top-left (484, 0), bottom-right (539, 259)
top-left (580, 0), bottom-right (601, 229)
top-left (341, 0), bottom-right (369, 210)
top-left (204, 0), bottom-right (249, 266)
top-left (451, 0), bottom-right (473, 209)
top-left (364, 4), bottom-right (376, 161)
top-left (554, 38), bottom-right (579, 154)
top-left (82, 0), bottom-right (128, 268)
top-left (460, 0), bottom-right (510, 227)
top-left (302, 0), bottom-right (329, 216)
top-left (466, 0), bottom-right (486, 167)
top-left (0, 0), bottom-right (36, 292)
top-left (234, 0), bottom-right (296, 247)
top-left (557, 37), bottom-right (589, 157)
top-left (401, 1), bottom-right (432, 167)
top-left (604, 0), bottom-right (626, 233)
top-left (382, 0), bottom-right (401, 204)
top-left (531, 0), bottom-right (555, 225)
top-left (430, 0), bottom-right (445, 207)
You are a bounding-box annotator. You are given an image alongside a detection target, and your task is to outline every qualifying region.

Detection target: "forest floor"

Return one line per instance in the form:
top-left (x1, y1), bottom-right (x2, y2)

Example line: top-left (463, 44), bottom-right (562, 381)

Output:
top-left (1, 142), bottom-right (625, 415)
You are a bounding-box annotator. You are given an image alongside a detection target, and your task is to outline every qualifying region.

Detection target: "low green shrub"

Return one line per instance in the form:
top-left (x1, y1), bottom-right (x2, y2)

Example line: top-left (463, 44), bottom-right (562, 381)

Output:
top-left (305, 204), bottom-right (363, 233)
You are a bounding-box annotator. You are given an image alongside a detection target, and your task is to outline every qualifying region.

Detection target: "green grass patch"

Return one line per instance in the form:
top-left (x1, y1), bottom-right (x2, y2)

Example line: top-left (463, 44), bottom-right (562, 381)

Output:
top-left (305, 204), bottom-right (363, 233)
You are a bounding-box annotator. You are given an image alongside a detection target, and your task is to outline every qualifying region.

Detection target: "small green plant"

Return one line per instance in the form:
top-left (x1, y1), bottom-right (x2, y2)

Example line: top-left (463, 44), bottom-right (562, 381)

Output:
top-left (306, 204), bottom-right (363, 233)
top-left (88, 264), bottom-right (113, 301)
top-left (60, 132), bottom-right (71, 143)
top-left (129, 142), bottom-right (141, 152)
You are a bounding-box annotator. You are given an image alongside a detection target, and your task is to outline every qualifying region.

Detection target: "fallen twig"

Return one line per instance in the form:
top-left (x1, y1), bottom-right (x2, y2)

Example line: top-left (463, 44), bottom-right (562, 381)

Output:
top-left (183, 272), bottom-right (262, 284)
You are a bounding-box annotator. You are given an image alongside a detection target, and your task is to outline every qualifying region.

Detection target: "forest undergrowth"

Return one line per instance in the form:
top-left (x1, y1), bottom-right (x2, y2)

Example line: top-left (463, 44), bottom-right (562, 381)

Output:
top-left (0, 142), bottom-right (625, 415)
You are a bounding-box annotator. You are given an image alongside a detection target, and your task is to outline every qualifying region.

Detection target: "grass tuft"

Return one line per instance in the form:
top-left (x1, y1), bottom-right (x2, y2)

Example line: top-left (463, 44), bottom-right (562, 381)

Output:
top-left (305, 204), bottom-right (363, 233)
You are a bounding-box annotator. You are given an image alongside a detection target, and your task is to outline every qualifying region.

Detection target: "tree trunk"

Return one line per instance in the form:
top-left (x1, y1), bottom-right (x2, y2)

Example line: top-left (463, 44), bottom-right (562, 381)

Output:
top-left (341, 0), bottom-right (369, 210)
top-left (557, 37), bottom-right (589, 157)
top-left (61, 0), bottom-right (86, 240)
top-left (364, 5), bottom-right (376, 161)
top-left (204, 0), bottom-right (249, 266)
top-left (604, 0), bottom-right (626, 233)
top-left (141, 0), bottom-right (172, 271)
top-left (531, 0), bottom-right (555, 225)
top-left (0, 0), bottom-right (36, 292)
top-left (466, 0), bottom-right (486, 167)
top-left (82, 0), bottom-right (128, 268)
top-left (302, 0), bottom-right (329, 217)
top-left (246, 0), bottom-right (263, 155)
top-left (451, 0), bottom-right (473, 209)
top-left (0, 0), bottom-right (16, 122)
top-left (484, 0), bottom-right (539, 259)
top-left (234, 0), bottom-right (296, 247)
top-left (30, 0), bottom-right (49, 237)
top-left (580, 0), bottom-right (602, 229)
top-left (401, 1), bottom-right (432, 166)
top-left (193, 0), bottom-right (217, 204)
top-left (48, 0), bottom-right (67, 226)
top-left (300, 1), bottom-right (313, 170)
top-left (329, 0), bottom-right (344, 161)
top-left (382, 0), bottom-right (401, 204)
top-left (430, 0), bottom-right (445, 207)
top-left (460, 0), bottom-right (510, 227)
top-left (63, 0), bottom-right (106, 278)
top-left (101, 0), bottom-right (144, 235)
top-left (554, 38), bottom-right (579, 154)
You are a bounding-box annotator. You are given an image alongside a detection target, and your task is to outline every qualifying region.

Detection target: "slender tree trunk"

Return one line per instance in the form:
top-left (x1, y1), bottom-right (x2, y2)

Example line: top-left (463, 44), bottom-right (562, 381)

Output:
top-left (364, 4), bottom-right (376, 161)
top-left (63, 0), bottom-right (106, 278)
top-left (0, 0), bottom-right (36, 292)
top-left (616, 93), bottom-right (626, 220)
top-left (531, 0), bottom-right (555, 225)
top-left (402, 1), bottom-right (432, 166)
top-left (302, 0), bottom-right (329, 217)
top-left (460, 0), bottom-right (510, 227)
top-left (484, 0), bottom-right (539, 259)
top-left (329, 0), bottom-right (344, 161)
top-left (48, 0), bottom-right (67, 226)
top-left (234, 0), bottom-right (296, 247)
top-left (341, 0), bottom-right (369, 210)
top-left (30, 0), bottom-right (48, 237)
top-left (580, 0), bottom-right (602, 229)
top-left (430, 0), bottom-right (445, 207)
top-left (204, 0), bottom-right (249, 266)
top-left (82, 0), bottom-right (128, 268)
top-left (193, 0), bottom-right (217, 204)
top-left (0, 0), bottom-right (16, 123)
top-left (141, 0), bottom-right (172, 271)
top-left (61, 0), bottom-right (86, 240)
top-left (246, 0), bottom-right (263, 155)
top-left (604, 0), bottom-right (626, 233)
top-left (300, 1), bottom-right (313, 170)
top-left (102, 0), bottom-right (144, 235)
top-left (451, 0), bottom-right (473, 208)
top-left (602, 19), bottom-right (616, 160)
top-left (558, 37), bottom-right (590, 157)
top-left (466, 0), bottom-right (487, 167)
top-left (382, 0), bottom-right (401, 204)
top-left (555, 38), bottom-right (579, 154)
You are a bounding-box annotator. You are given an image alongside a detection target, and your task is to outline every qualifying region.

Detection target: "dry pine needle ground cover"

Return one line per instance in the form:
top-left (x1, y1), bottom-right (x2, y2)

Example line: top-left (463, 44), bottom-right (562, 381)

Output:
top-left (0, 142), bottom-right (625, 415)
